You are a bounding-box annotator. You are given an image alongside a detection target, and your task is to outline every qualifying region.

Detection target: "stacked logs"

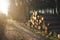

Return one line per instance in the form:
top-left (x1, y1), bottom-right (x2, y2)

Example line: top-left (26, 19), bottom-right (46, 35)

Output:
top-left (29, 11), bottom-right (48, 34)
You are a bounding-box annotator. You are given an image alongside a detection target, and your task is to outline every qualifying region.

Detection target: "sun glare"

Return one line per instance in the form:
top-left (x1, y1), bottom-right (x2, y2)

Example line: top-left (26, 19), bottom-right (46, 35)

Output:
top-left (0, 0), bottom-right (9, 16)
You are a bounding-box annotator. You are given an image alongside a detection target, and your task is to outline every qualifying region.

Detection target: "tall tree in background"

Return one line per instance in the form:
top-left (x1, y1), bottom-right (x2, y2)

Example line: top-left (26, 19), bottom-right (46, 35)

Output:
top-left (0, 13), bottom-right (7, 40)
top-left (9, 0), bottom-right (29, 22)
